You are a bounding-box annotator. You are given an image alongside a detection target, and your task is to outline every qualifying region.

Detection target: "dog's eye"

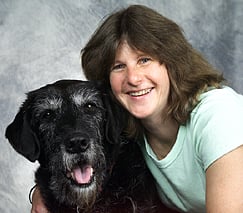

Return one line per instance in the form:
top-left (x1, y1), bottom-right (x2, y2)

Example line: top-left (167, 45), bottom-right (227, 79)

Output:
top-left (84, 102), bottom-right (97, 112)
top-left (41, 110), bottom-right (55, 120)
top-left (84, 103), bottom-right (97, 110)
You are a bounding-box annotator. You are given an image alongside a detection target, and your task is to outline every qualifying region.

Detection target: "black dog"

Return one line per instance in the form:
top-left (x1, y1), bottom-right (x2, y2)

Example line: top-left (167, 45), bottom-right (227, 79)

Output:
top-left (5, 80), bottom-right (178, 213)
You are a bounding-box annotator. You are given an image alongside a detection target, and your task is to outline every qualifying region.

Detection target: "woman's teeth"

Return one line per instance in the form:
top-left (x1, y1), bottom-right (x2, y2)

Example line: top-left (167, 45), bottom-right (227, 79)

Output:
top-left (129, 88), bottom-right (152, 96)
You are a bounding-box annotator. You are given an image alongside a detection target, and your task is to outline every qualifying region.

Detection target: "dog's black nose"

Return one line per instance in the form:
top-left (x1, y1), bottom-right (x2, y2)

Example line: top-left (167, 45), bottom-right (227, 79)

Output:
top-left (65, 137), bottom-right (89, 153)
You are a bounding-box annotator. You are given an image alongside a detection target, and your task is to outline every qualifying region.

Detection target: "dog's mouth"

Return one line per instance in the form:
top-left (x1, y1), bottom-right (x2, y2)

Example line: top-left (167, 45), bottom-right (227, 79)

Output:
top-left (66, 165), bottom-right (94, 186)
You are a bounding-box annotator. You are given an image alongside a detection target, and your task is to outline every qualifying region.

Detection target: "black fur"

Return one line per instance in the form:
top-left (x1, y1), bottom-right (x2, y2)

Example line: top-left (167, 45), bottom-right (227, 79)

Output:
top-left (5, 80), bottom-right (178, 213)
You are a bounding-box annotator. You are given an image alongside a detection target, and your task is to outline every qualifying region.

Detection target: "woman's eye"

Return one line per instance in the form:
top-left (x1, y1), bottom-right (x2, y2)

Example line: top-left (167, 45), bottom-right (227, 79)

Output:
top-left (111, 64), bottom-right (125, 72)
top-left (139, 57), bottom-right (151, 64)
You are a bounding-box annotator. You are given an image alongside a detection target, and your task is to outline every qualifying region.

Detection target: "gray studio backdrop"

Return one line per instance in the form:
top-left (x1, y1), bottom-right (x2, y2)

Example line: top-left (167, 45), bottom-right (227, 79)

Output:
top-left (1, 0), bottom-right (243, 212)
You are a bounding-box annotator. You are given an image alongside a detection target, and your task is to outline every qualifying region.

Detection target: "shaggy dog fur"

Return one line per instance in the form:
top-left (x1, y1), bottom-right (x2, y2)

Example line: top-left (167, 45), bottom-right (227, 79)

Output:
top-left (5, 80), bottom-right (178, 213)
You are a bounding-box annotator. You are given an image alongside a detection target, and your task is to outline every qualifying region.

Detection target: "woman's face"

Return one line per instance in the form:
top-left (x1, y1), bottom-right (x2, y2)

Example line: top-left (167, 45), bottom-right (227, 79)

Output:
top-left (109, 41), bottom-right (170, 122)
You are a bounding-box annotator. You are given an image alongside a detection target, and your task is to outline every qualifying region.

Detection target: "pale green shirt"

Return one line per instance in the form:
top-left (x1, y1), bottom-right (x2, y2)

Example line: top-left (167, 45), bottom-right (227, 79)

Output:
top-left (139, 87), bottom-right (243, 213)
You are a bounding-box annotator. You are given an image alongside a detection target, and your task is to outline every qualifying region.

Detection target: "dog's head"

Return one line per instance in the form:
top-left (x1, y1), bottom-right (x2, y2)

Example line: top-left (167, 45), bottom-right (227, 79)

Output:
top-left (5, 80), bottom-right (128, 210)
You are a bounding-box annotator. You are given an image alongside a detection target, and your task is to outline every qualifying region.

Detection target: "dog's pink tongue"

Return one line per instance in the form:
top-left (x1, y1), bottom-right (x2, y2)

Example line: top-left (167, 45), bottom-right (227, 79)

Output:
top-left (73, 166), bottom-right (93, 184)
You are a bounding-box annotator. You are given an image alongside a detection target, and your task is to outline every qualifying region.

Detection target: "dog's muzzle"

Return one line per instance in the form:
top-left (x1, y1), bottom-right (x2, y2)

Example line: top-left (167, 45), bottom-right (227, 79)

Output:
top-left (62, 135), bottom-right (96, 187)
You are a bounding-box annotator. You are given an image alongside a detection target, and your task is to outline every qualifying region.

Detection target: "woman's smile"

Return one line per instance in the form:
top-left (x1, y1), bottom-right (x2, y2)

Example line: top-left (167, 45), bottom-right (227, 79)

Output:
top-left (128, 87), bottom-right (154, 97)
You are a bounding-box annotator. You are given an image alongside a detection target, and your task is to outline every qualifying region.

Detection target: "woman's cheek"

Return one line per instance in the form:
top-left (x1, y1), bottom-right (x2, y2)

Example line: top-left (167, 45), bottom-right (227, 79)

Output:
top-left (110, 74), bottom-right (120, 95)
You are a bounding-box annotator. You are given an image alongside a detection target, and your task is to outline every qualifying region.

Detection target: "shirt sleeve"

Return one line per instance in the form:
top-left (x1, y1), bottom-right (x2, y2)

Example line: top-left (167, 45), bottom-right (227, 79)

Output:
top-left (191, 88), bottom-right (243, 171)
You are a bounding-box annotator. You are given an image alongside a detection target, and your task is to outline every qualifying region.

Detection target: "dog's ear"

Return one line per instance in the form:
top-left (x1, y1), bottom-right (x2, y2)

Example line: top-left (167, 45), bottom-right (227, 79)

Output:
top-left (5, 100), bottom-right (40, 162)
top-left (102, 90), bottom-right (128, 144)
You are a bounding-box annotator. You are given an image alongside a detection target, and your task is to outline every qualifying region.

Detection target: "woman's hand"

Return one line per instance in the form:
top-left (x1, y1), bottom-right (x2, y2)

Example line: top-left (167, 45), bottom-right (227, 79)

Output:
top-left (31, 186), bottom-right (49, 213)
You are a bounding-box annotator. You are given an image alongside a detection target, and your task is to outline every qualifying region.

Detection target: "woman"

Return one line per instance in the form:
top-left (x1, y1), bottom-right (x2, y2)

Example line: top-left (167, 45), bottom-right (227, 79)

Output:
top-left (32, 5), bottom-right (243, 213)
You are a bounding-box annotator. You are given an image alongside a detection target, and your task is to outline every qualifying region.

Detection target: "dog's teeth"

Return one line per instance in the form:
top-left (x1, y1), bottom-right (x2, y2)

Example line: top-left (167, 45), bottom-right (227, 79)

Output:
top-left (70, 172), bottom-right (74, 179)
top-left (66, 172), bottom-right (72, 178)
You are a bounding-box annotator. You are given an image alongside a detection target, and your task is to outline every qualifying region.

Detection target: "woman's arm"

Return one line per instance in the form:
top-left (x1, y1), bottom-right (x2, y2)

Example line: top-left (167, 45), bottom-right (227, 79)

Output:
top-left (206, 145), bottom-right (243, 212)
top-left (31, 186), bottom-right (49, 213)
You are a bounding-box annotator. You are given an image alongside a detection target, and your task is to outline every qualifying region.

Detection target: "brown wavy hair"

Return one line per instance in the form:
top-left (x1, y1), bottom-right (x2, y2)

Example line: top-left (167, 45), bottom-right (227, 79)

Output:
top-left (81, 4), bottom-right (225, 137)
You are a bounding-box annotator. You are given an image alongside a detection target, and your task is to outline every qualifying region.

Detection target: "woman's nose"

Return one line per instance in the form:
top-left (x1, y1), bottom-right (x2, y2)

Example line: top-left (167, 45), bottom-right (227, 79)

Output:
top-left (126, 66), bottom-right (142, 85)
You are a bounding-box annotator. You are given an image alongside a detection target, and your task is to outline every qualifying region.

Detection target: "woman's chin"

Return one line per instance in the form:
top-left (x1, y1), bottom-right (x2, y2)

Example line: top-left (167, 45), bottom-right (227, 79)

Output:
top-left (130, 110), bottom-right (151, 119)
